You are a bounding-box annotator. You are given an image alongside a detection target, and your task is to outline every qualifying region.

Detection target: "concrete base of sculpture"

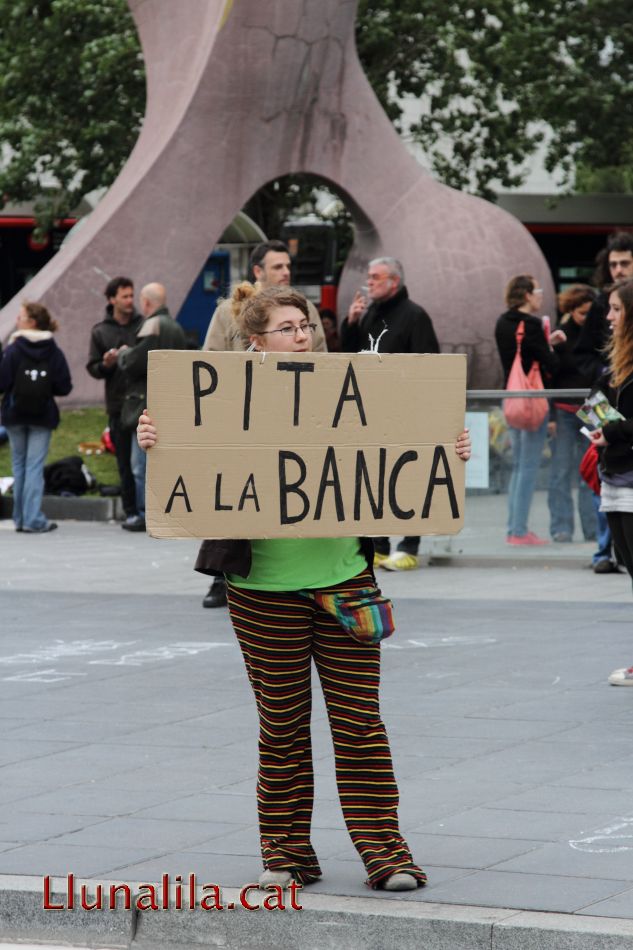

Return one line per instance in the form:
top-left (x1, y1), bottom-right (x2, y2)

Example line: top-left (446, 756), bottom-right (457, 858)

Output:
top-left (0, 0), bottom-right (553, 403)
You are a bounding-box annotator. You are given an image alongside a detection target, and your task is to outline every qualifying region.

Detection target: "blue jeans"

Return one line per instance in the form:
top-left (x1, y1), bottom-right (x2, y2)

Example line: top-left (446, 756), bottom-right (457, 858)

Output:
top-left (6, 425), bottom-right (52, 531)
top-left (547, 408), bottom-right (596, 540)
top-left (592, 491), bottom-right (612, 564)
top-left (130, 436), bottom-right (146, 519)
top-left (507, 419), bottom-right (547, 537)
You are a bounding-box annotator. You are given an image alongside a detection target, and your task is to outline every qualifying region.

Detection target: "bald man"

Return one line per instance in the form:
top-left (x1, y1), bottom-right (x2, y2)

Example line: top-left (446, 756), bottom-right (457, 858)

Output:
top-left (139, 282), bottom-right (167, 321)
top-left (118, 282), bottom-right (187, 530)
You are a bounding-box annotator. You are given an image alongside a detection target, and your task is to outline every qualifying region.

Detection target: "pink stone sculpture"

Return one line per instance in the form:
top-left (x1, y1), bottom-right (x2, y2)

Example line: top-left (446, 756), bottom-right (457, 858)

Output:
top-left (0, 0), bottom-right (554, 401)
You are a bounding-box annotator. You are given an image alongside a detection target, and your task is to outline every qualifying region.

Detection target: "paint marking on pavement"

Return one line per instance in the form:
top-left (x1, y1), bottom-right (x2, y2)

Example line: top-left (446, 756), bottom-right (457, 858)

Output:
top-left (0, 639), bottom-right (233, 681)
top-left (89, 641), bottom-right (232, 666)
top-left (3, 669), bottom-right (87, 684)
top-left (0, 640), bottom-right (137, 665)
top-left (384, 636), bottom-right (497, 649)
top-left (570, 817), bottom-right (633, 853)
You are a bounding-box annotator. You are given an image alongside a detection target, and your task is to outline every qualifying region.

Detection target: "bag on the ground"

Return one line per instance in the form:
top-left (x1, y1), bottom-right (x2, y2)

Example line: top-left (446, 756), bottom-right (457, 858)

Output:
top-left (44, 456), bottom-right (97, 496)
top-left (12, 354), bottom-right (53, 417)
top-left (303, 585), bottom-right (395, 645)
top-left (502, 321), bottom-right (549, 432)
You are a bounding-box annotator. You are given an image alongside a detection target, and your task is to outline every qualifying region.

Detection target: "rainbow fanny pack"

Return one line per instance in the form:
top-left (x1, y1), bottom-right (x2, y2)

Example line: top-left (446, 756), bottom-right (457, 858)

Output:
top-left (302, 586), bottom-right (395, 645)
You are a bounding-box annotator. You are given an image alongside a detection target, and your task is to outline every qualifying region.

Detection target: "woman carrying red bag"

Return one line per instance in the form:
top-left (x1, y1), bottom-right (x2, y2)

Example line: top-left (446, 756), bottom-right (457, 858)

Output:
top-left (495, 275), bottom-right (564, 545)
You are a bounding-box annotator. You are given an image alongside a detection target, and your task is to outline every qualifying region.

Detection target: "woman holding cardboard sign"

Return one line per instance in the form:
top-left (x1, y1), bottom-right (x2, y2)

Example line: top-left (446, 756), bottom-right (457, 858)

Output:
top-left (138, 285), bottom-right (471, 892)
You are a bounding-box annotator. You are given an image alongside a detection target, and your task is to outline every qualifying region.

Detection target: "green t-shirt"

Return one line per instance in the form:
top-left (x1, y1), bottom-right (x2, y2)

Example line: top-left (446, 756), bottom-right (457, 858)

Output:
top-left (227, 537), bottom-right (367, 591)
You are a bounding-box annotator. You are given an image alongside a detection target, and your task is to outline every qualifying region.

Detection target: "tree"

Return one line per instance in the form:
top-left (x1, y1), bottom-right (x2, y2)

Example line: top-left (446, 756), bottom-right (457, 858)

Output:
top-left (0, 0), bottom-right (145, 231)
top-left (356, 0), bottom-right (633, 198)
top-left (0, 0), bottom-right (630, 235)
top-left (242, 176), bottom-right (322, 242)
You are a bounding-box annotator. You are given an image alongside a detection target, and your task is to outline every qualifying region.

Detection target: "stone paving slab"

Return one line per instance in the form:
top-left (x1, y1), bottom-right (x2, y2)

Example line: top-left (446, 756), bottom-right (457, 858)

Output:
top-left (579, 885), bottom-right (633, 919)
top-left (0, 510), bottom-right (632, 946)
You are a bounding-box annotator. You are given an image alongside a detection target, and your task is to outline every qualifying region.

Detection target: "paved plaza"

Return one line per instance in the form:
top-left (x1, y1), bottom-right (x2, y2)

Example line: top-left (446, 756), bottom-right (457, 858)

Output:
top-left (0, 492), bottom-right (632, 948)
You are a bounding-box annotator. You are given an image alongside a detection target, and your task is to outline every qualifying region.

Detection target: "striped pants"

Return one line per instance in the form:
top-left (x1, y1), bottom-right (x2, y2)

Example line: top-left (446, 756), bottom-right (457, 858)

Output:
top-left (226, 570), bottom-right (426, 889)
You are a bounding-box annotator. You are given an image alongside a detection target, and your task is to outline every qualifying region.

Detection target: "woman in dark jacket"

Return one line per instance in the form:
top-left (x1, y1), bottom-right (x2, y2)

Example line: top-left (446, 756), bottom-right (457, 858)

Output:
top-left (589, 279), bottom-right (633, 685)
top-left (495, 275), bottom-right (563, 545)
top-left (547, 284), bottom-right (597, 542)
top-left (0, 301), bottom-right (72, 532)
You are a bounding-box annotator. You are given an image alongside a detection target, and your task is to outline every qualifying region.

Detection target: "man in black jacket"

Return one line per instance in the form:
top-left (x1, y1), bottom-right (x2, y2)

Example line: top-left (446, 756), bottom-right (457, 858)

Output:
top-left (576, 232), bottom-right (633, 382)
top-left (86, 277), bottom-right (144, 527)
top-left (340, 257), bottom-right (440, 571)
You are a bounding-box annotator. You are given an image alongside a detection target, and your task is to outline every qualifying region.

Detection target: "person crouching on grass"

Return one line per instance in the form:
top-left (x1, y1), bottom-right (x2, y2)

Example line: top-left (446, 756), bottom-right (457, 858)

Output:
top-left (137, 284), bottom-right (471, 891)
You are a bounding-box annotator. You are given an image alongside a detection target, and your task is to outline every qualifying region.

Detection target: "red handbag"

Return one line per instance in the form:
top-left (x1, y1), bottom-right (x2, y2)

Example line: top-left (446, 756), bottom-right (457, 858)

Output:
top-left (502, 321), bottom-right (549, 431)
top-left (579, 443), bottom-right (600, 495)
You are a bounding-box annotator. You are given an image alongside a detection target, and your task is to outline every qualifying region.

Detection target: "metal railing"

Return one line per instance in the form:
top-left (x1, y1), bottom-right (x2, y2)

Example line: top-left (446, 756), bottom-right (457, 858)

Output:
top-left (466, 389), bottom-right (589, 400)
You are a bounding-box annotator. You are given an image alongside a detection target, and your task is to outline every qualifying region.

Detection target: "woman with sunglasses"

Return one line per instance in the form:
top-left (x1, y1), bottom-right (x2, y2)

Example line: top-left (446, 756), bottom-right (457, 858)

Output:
top-left (138, 283), bottom-right (471, 891)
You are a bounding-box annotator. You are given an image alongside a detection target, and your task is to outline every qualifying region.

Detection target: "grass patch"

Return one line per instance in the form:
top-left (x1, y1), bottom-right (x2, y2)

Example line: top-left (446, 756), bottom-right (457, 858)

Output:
top-left (0, 407), bottom-right (120, 487)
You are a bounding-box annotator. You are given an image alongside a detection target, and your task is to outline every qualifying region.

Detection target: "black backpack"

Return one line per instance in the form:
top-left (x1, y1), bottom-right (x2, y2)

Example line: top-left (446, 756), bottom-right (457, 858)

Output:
top-left (44, 456), bottom-right (97, 496)
top-left (13, 353), bottom-right (53, 417)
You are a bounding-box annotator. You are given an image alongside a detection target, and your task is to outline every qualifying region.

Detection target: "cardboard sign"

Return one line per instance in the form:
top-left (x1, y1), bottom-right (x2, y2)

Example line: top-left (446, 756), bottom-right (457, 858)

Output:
top-left (146, 351), bottom-right (466, 539)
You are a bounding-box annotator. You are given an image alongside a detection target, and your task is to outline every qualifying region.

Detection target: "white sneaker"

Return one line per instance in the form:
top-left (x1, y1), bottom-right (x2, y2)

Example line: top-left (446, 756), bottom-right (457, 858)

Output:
top-left (381, 552), bottom-right (420, 571)
top-left (608, 666), bottom-right (633, 686)
top-left (382, 872), bottom-right (418, 891)
top-left (258, 869), bottom-right (295, 889)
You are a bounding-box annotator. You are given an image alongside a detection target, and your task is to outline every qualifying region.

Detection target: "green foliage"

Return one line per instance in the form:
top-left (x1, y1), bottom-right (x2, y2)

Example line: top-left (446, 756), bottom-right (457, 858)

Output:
top-left (242, 175), bottom-right (322, 241)
top-left (575, 162), bottom-right (633, 195)
top-left (242, 174), bottom-right (354, 279)
top-left (356, 0), bottom-right (633, 197)
top-left (0, 0), bottom-right (145, 230)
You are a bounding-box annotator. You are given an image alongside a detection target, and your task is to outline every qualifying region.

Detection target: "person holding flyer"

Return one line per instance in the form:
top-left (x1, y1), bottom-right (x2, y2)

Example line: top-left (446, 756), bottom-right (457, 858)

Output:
top-left (587, 279), bottom-right (633, 685)
top-left (137, 284), bottom-right (471, 891)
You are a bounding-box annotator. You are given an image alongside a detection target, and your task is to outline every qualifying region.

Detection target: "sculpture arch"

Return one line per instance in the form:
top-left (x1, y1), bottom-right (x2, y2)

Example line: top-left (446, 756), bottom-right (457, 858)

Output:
top-left (0, 0), bottom-right (553, 399)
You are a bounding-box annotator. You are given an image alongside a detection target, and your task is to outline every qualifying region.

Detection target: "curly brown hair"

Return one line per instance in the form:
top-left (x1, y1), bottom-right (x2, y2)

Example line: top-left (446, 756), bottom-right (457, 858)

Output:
top-left (605, 280), bottom-right (633, 387)
top-left (557, 284), bottom-right (595, 318)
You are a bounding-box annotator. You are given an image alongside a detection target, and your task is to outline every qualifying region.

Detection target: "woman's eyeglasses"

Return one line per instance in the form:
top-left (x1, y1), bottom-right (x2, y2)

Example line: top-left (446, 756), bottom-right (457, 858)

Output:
top-left (259, 322), bottom-right (317, 338)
